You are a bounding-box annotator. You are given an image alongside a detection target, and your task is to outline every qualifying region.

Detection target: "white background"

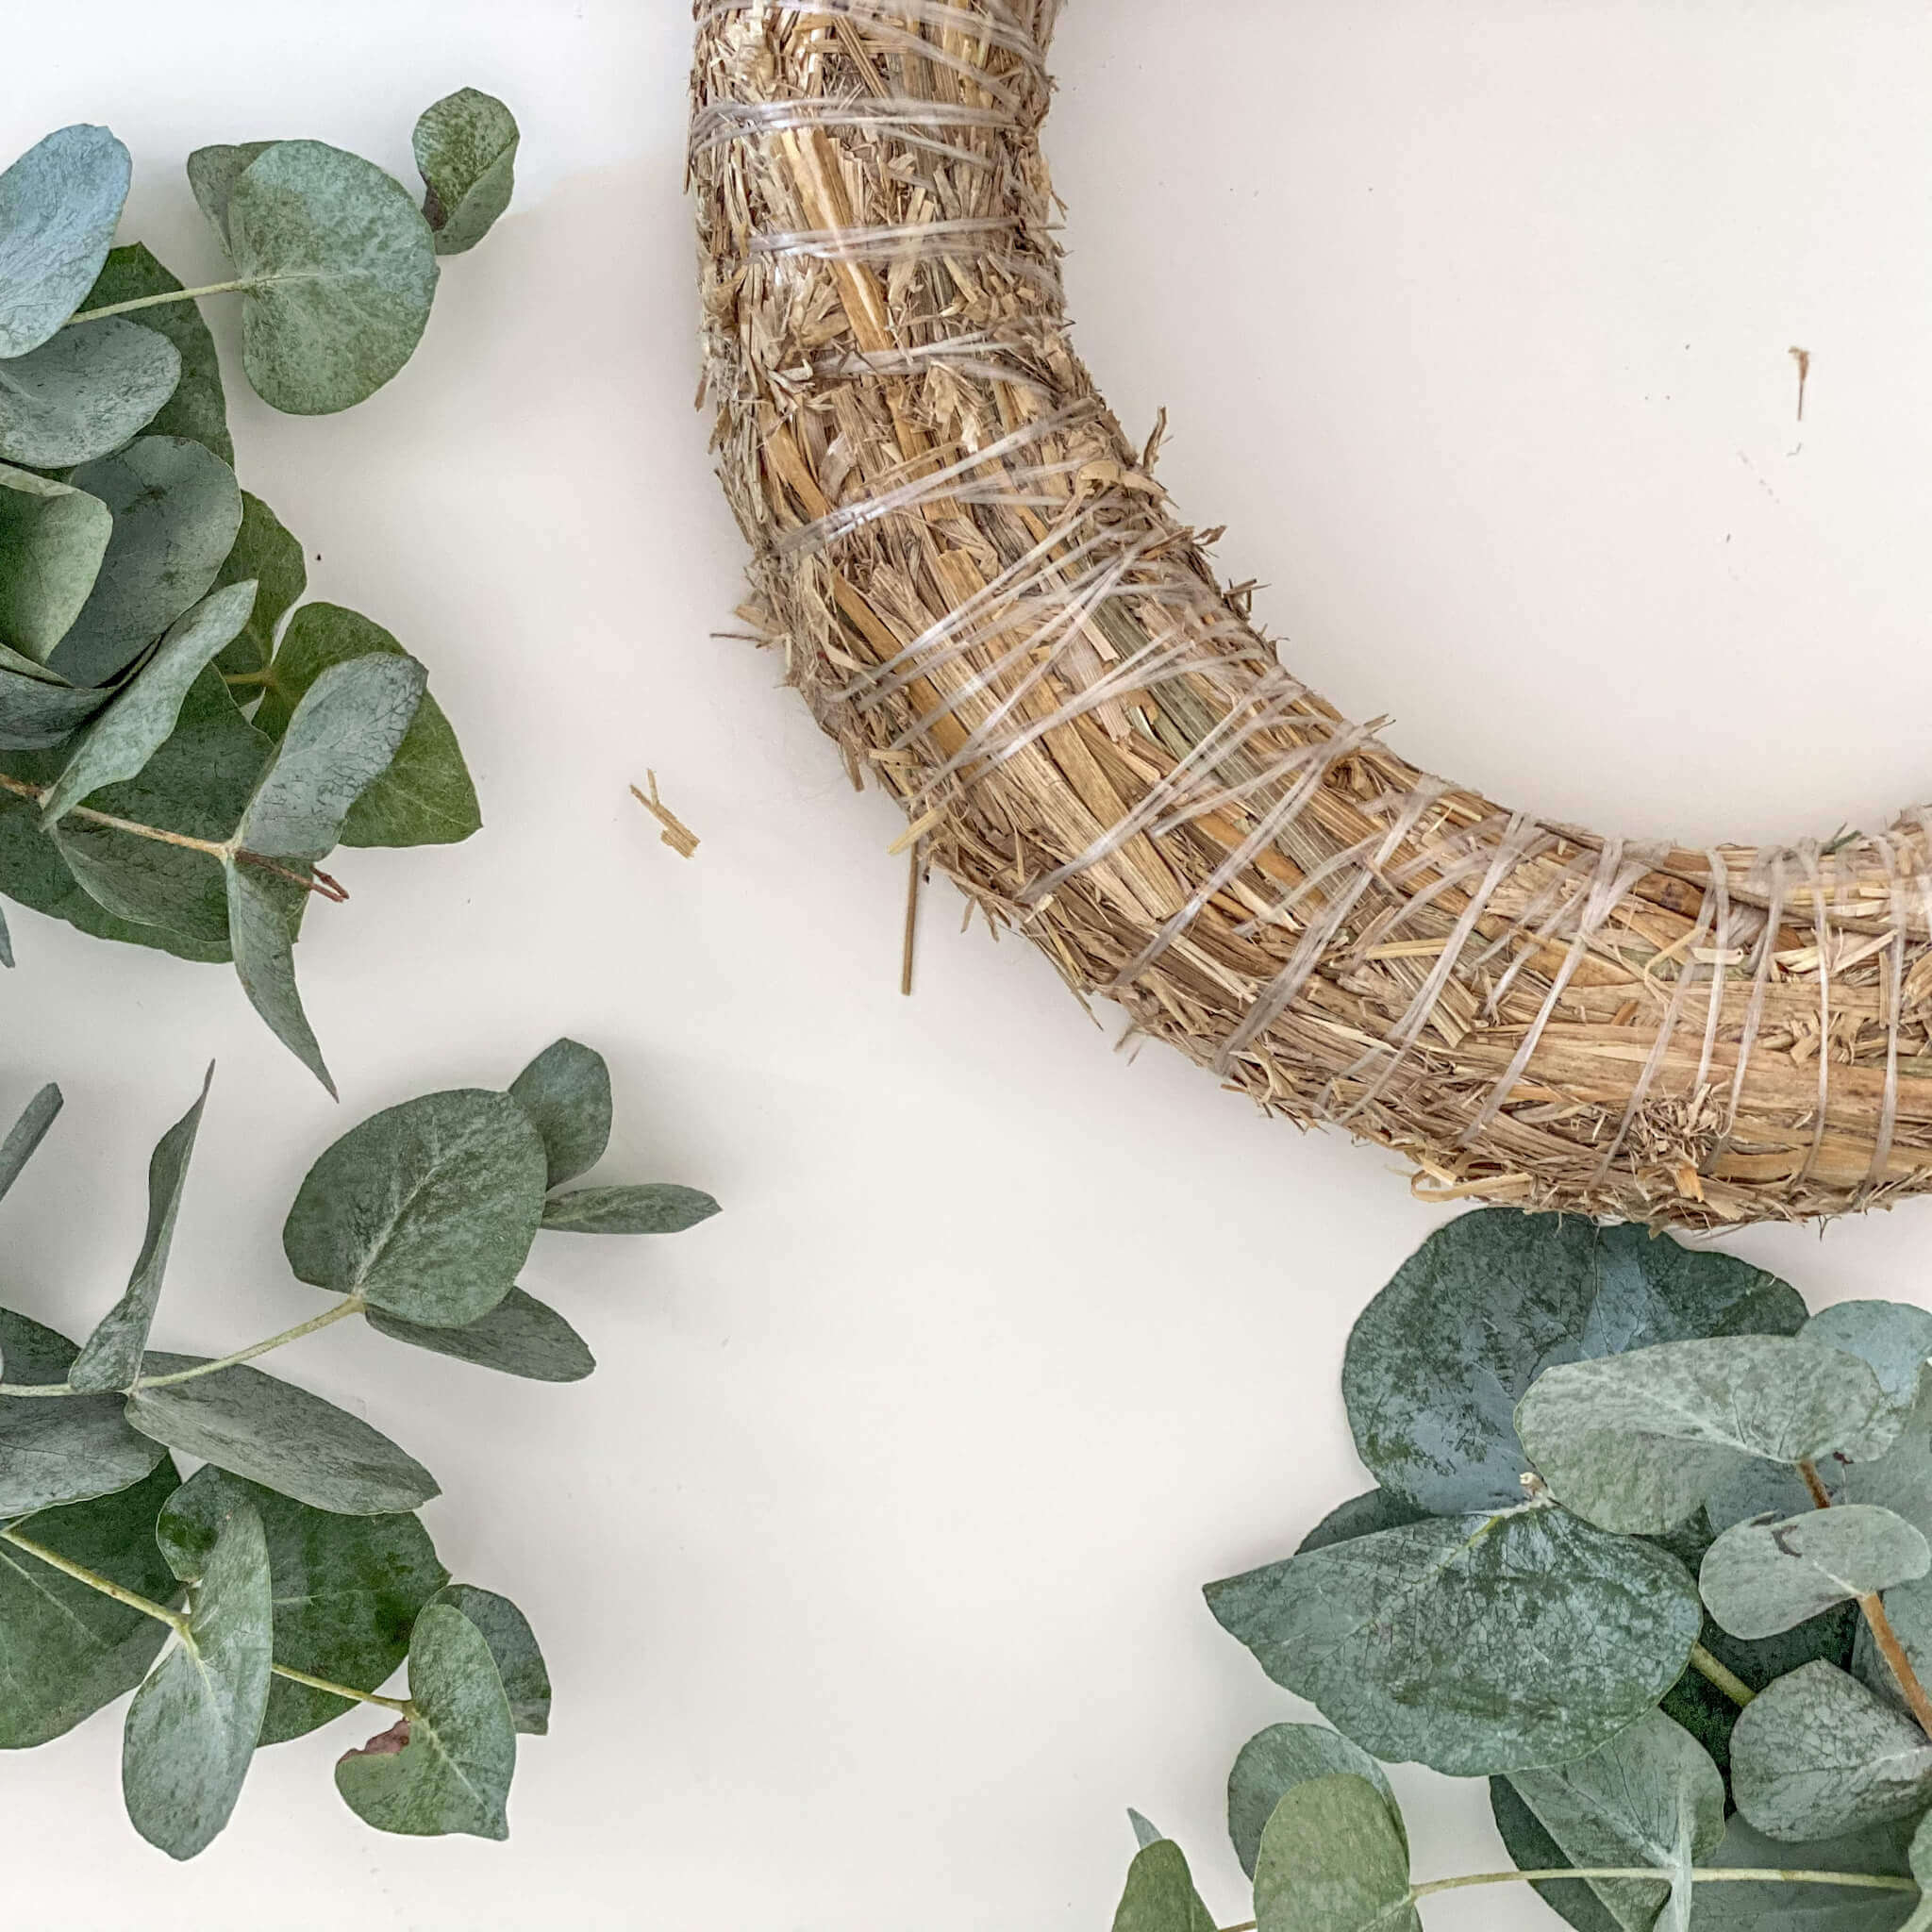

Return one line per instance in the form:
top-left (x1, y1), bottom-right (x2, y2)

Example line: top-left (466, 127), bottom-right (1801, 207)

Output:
top-left (9, 3), bottom-right (1932, 1925)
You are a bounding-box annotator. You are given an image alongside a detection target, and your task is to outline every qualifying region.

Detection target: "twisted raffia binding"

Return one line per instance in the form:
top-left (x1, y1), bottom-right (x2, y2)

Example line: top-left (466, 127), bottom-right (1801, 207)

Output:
top-left (690, 0), bottom-right (1932, 1226)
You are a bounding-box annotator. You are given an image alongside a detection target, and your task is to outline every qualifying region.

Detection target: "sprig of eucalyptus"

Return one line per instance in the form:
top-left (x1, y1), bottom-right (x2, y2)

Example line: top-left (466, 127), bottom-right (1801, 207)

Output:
top-left (0, 92), bottom-right (520, 1087)
top-left (0, 1038), bottom-right (719, 1859)
top-left (1109, 1212), bottom-right (1932, 1932)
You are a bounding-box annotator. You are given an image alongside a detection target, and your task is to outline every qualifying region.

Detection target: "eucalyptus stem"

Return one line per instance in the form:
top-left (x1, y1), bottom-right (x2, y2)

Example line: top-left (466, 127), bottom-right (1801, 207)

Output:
top-left (65, 279), bottom-right (258, 325)
top-left (1688, 1641), bottom-right (1756, 1707)
top-left (0, 1294), bottom-right (366, 1398)
top-left (0, 1527), bottom-right (410, 1715)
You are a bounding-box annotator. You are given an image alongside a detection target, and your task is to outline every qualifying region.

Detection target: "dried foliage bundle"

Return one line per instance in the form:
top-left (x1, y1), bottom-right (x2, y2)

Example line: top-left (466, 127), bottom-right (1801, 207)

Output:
top-left (690, 0), bottom-right (1932, 1227)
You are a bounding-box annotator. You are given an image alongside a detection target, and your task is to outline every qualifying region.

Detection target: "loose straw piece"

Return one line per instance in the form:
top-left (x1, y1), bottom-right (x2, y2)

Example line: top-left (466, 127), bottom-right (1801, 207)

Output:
top-left (902, 842), bottom-right (923, 997)
top-left (631, 774), bottom-right (700, 859)
top-left (690, 1), bottom-right (1932, 1226)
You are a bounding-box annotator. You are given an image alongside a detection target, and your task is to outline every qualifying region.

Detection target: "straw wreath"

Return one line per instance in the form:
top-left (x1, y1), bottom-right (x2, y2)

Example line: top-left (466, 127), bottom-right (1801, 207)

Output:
top-left (689, 0), bottom-right (1932, 1227)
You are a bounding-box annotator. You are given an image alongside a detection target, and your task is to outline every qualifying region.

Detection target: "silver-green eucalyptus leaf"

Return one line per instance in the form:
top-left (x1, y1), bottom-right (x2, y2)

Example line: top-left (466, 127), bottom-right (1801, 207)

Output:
top-left (1228, 1724), bottom-right (1402, 1883)
top-left (0, 1308), bottom-right (168, 1514)
top-left (225, 142), bottom-right (440, 415)
top-left (122, 1502), bottom-right (273, 1860)
top-left (1127, 1809), bottom-right (1164, 1850)
top-left (429, 1584), bottom-right (549, 1735)
top-left (0, 125), bottom-right (131, 358)
top-left (83, 244), bottom-right (232, 462)
top-left (1109, 1837), bottom-right (1218, 1932)
top-left (53, 435), bottom-right (243, 688)
top-left (1295, 1488), bottom-right (1430, 1555)
top-left (1806, 1304), bottom-right (1932, 1417)
top-left (367, 1287), bottom-right (594, 1385)
top-left (1254, 1774), bottom-right (1420, 1932)
top-left (1731, 1661), bottom-right (1932, 1841)
top-left (1701, 1507), bottom-right (1931, 1641)
top-left (541, 1184), bottom-right (721, 1235)
top-left (1516, 1338), bottom-right (1897, 1535)
top-left (508, 1038), bottom-right (611, 1189)
top-left (1509, 1710), bottom-right (1725, 1932)
top-left (238, 650), bottom-right (425, 858)
top-left (0, 658), bottom-right (109, 749)
top-left (0, 1457), bottom-right (181, 1747)
top-left (0, 1081), bottom-right (61, 1203)
top-left (1342, 1210), bottom-right (1806, 1515)
top-left (185, 142), bottom-right (275, 247)
top-left (0, 318), bottom-right (181, 468)
top-left (283, 1088), bottom-right (548, 1327)
top-left (334, 1604), bottom-right (515, 1840)
top-left (224, 859), bottom-right (332, 1094)
top-left (1688, 1814), bottom-right (1924, 1932)
top-left (0, 463), bottom-right (110, 662)
top-left (1489, 1776), bottom-right (1624, 1932)
top-left (211, 491), bottom-right (303, 672)
top-left (68, 1066), bottom-right (214, 1392)
top-left (1205, 1507), bottom-right (1702, 1775)
top-left (40, 582), bottom-right (256, 824)
top-left (1907, 1815), bottom-right (1932, 1932)
top-left (125, 1355), bottom-right (440, 1516)
top-left (414, 90), bottom-right (518, 256)
top-left (156, 1466), bottom-right (447, 1745)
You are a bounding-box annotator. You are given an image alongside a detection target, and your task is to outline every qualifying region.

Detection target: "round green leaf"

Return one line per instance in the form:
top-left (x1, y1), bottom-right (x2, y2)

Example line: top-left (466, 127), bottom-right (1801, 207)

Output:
top-left (414, 89), bottom-right (519, 256)
top-left (1516, 1337), bottom-right (1899, 1535)
top-left (0, 463), bottom-right (110, 663)
top-left (1296, 1488), bottom-right (1429, 1556)
top-left (1702, 1507), bottom-right (1931, 1641)
top-left (0, 125), bottom-right (131, 358)
top-left (334, 1604), bottom-right (515, 1840)
top-left (367, 1286), bottom-right (594, 1384)
top-left (1253, 1774), bottom-right (1419, 1932)
top-left (82, 244), bottom-right (232, 463)
top-left (1206, 1506), bottom-right (1702, 1774)
top-left (185, 142), bottom-right (275, 248)
top-left (508, 1039), bottom-right (612, 1189)
top-left (0, 317), bottom-right (180, 469)
top-left (225, 142), bottom-right (439, 415)
top-left (430, 1584), bottom-right (549, 1735)
top-left (1342, 1210), bottom-right (1806, 1515)
top-left (211, 491), bottom-right (304, 672)
top-left (1806, 1303), bottom-right (1932, 1416)
top-left (157, 1465), bottom-right (447, 1745)
top-left (1489, 1776), bottom-right (1624, 1932)
top-left (1109, 1838), bottom-right (1217, 1932)
top-left (53, 435), bottom-right (243, 689)
top-left (1228, 1724), bottom-right (1402, 1883)
top-left (283, 1088), bottom-right (548, 1327)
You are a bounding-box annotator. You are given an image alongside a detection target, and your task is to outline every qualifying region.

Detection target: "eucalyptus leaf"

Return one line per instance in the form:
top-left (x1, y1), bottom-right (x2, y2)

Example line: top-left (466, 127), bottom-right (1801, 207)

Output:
top-left (1517, 1338), bottom-right (1898, 1534)
top-left (0, 1308), bottom-right (168, 1514)
top-left (68, 1066), bottom-right (213, 1392)
top-left (1731, 1661), bottom-right (1932, 1841)
top-left (1295, 1488), bottom-right (1430, 1556)
top-left (0, 1080), bottom-right (61, 1203)
top-left (125, 1355), bottom-right (440, 1516)
top-left (225, 859), bottom-right (331, 1093)
top-left (334, 1603), bottom-right (514, 1840)
top-left (0, 125), bottom-right (131, 358)
top-left (238, 650), bottom-right (425, 858)
top-left (367, 1287), bottom-right (594, 1384)
top-left (1687, 1815), bottom-right (1924, 1932)
top-left (1490, 1776), bottom-right (1624, 1932)
top-left (253, 603), bottom-right (476, 846)
top-left (53, 435), bottom-right (243, 688)
top-left (1342, 1209), bottom-right (1806, 1515)
top-left (509, 1038), bottom-right (612, 1189)
top-left (1806, 1304), bottom-right (1932, 1417)
top-left (1228, 1724), bottom-right (1401, 1883)
top-left (0, 659), bottom-right (109, 749)
top-left (1508, 1709), bottom-right (1725, 1932)
top-left (1701, 1507), bottom-right (1930, 1641)
top-left (414, 90), bottom-right (518, 256)
top-left (1253, 1774), bottom-right (1421, 1932)
top-left (82, 244), bottom-right (231, 462)
top-left (185, 142), bottom-right (274, 246)
top-left (0, 317), bottom-right (181, 468)
top-left (1128, 1809), bottom-right (1164, 1849)
top-left (211, 491), bottom-right (304, 673)
top-left (1109, 1837), bottom-right (1218, 1932)
top-left (156, 1466), bottom-right (447, 1745)
top-left (0, 462), bottom-right (110, 663)
top-left (225, 142), bottom-right (440, 415)
top-left (121, 1501), bottom-right (272, 1859)
top-left (39, 581), bottom-right (256, 824)
top-left (283, 1088), bottom-right (548, 1328)
top-left (1205, 1507), bottom-right (1702, 1774)
top-left (0, 1457), bottom-right (182, 1748)
top-left (541, 1184), bottom-right (721, 1236)
top-left (430, 1584), bottom-right (549, 1735)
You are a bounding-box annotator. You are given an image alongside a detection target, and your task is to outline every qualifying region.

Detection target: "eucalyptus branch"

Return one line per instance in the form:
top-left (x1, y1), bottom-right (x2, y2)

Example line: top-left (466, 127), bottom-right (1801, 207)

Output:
top-left (0, 1295), bottom-right (365, 1398)
top-left (1687, 1641), bottom-right (1756, 1707)
top-left (0, 1528), bottom-right (410, 1713)
top-left (65, 278), bottom-right (259, 324)
top-left (0, 773), bottom-right (349, 904)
